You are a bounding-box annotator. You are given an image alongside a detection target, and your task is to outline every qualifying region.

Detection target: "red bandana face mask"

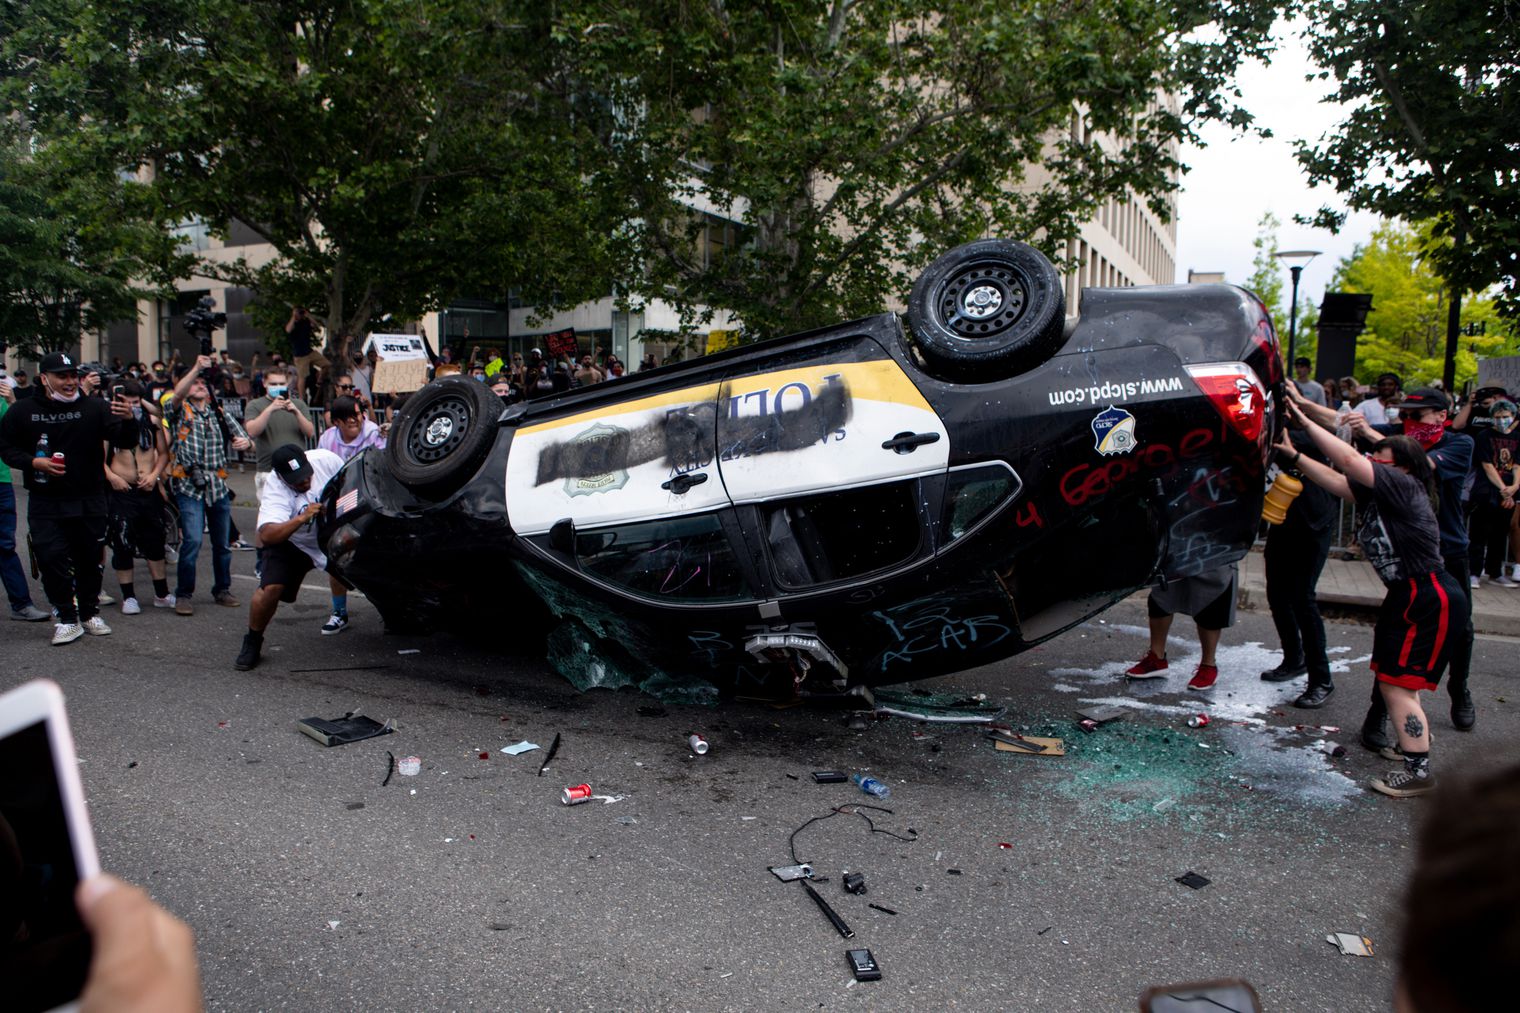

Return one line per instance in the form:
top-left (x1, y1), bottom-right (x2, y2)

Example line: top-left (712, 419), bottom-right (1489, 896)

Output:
top-left (1403, 419), bottom-right (1445, 449)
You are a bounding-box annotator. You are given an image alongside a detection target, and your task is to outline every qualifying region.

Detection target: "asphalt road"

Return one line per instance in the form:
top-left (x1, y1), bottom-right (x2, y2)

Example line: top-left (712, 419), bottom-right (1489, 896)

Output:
top-left (5, 496), bottom-right (1517, 1011)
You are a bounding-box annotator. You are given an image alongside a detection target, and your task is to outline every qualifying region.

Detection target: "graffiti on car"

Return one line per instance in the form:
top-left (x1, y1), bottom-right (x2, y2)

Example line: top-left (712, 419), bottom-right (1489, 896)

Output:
top-left (871, 595), bottom-right (1013, 672)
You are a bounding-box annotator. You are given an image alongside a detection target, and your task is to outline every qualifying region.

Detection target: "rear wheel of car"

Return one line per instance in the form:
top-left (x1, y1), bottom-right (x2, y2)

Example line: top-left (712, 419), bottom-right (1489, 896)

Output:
top-left (386, 375), bottom-right (500, 496)
top-left (907, 239), bottom-right (1066, 380)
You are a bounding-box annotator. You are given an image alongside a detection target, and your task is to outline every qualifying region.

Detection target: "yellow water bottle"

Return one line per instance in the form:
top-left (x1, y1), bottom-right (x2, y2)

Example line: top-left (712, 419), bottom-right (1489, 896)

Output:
top-left (1262, 471), bottom-right (1303, 525)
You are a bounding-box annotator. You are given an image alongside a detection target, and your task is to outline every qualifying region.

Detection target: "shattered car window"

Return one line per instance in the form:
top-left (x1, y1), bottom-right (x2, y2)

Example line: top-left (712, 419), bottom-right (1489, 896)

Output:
top-left (575, 513), bottom-right (750, 601)
top-left (764, 480), bottom-right (922, 588)
top-left (942, 466), bottom-right (1016, 542)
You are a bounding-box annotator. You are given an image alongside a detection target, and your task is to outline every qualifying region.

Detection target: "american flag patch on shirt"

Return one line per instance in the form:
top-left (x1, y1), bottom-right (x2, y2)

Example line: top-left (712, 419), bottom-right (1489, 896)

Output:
top-left (336, 489), bottom-right (360, 517)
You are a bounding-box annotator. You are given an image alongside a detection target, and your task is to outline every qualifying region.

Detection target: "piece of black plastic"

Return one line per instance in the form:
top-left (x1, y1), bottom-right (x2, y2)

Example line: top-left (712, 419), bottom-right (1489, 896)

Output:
top-left (1175, 871), bottom-right (1211, 890)
top-left (296, 714), bottom-right (393, 747)
top-left (812, 770), bottom-right (847, 783)
top-left (537, 732), bottom-right (561, 777)
top-left (868, 903), bottom-right (897, 916)
top-left (802, 881), bottom-right (854, 939)
top-left (842, 872), bottom-right (866, 895)
top-left (846, 948), bottom-right (881, 981)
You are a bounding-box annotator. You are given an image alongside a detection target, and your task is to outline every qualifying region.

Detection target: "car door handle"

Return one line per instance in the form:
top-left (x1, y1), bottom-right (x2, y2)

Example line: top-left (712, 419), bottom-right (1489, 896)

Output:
top-left (661, 472), bottom-right (709, 494)
top-left (882, 431), bottom-right (941, 454)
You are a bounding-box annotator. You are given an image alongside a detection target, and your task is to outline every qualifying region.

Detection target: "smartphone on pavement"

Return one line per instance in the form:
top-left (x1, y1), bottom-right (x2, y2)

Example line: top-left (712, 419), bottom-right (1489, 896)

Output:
top-left (0, 679), bottom-right (101, 1013)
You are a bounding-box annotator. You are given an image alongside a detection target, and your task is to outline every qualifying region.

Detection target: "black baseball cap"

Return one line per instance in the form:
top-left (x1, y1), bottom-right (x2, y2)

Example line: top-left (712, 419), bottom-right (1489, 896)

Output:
top-left (271, 444), bottom-right (314, 487)
top-left (39, 351), bottom-right (80, 375)
top-left (1395, 387), bottom-right (1450, 412)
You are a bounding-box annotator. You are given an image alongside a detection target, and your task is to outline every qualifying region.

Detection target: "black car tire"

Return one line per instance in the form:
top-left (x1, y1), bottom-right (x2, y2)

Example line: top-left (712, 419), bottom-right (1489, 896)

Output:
top-left (907, 238), bottom-right (1066, 379)
top-left (386, 375), bottom-right (500, 496)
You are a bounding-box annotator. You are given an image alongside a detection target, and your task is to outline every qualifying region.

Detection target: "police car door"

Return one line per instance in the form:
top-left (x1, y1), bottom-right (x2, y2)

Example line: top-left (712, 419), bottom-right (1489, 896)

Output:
top-left (715, 334), bottom-right (951, 590)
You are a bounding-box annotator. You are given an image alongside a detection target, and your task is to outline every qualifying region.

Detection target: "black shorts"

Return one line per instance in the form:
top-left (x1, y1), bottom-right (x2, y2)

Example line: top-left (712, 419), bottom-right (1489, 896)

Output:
top-left (259, 541), bottom-right (316, 603)
top-left (1371, 571), bottom-right (1467, 691)
top-left (108, 488), bottom-right (167, 568)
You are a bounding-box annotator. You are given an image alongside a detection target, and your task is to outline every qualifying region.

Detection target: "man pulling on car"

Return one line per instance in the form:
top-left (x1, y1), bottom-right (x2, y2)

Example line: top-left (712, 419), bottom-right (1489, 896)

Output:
top-left (235, 444), bottom-right (344, 671)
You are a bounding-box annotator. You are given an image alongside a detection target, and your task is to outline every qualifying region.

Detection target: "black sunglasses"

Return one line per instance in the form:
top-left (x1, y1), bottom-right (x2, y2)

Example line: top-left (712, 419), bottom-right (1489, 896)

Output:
top-left (335, 384), bottom-right (354, 390)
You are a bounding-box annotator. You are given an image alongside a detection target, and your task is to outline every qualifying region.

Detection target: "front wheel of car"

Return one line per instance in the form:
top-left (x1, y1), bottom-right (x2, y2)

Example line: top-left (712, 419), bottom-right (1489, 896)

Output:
top-left (907, 238), bottom-right (1066, 380)
top-left (385, 376), bottom-right (500, 497)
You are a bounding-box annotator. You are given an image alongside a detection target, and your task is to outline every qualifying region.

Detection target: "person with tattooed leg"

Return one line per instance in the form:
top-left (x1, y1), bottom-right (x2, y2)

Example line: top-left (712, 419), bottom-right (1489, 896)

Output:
top-left (1276, 401), bottom-right (1465, 798)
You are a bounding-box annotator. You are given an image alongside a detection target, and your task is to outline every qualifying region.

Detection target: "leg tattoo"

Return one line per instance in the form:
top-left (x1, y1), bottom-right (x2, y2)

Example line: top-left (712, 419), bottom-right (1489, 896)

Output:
top-left (1404, 714), bottom-right (1425, 739)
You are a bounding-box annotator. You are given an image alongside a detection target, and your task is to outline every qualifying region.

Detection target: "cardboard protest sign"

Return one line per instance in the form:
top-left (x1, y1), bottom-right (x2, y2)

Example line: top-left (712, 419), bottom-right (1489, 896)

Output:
top-left (545, 328), bottom-right (578, 360)
top-left (364, 333), bottom-right (431, 393)
top-left (1478, 354), bottom-right (1520, 395)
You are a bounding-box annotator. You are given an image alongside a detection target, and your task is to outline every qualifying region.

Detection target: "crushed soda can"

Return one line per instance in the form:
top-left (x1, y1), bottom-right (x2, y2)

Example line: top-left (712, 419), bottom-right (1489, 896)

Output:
top-left (396, 755), bottom-right (421, 776)
top-left (1187, 714), bottom-right (1210, 728)
top-left (561, 783), bottom-right (593, 806)
top-left (688, 733), bottom-right (709, 755)
top-left (1323, 742), bottom-right (1347, 758)
top-left (1078, 719), bottom-right (1099, 733)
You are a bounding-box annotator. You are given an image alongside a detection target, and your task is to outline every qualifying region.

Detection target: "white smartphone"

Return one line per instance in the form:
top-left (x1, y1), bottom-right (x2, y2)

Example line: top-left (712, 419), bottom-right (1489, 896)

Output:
top-left (0, 679), bottom-right (101, 1013)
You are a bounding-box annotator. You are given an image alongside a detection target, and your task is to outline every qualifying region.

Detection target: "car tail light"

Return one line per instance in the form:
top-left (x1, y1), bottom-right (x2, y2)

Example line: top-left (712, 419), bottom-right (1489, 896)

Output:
top-left (1186, 363), bottom-right (1267, 443)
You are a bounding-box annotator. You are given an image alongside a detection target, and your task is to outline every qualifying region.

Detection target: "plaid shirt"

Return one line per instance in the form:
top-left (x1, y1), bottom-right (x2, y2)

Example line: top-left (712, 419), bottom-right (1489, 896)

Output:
top-left (168, 397), bottom-right (248, 503)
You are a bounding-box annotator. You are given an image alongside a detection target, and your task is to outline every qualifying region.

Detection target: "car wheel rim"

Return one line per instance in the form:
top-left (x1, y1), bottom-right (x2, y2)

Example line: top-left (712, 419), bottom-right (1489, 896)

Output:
top-left (408, 394), bottom-right (471, 463)
top-left (938, 261), bottom-right (1026, 337)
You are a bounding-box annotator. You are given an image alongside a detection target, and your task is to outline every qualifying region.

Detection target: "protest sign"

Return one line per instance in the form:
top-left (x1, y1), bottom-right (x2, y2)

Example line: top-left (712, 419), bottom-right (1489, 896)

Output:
top-left (364, 333), bottom-right (431, 393)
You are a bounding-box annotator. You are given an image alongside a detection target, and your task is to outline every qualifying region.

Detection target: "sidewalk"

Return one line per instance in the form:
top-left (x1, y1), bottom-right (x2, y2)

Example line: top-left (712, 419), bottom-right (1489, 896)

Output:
top-left (1236, 549), bottom-right (1520, 637)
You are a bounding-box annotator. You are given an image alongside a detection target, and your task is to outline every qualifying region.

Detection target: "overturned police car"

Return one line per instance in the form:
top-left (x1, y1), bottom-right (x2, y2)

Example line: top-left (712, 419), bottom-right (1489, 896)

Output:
top-left (320, 239), bottom-right (1281, 694)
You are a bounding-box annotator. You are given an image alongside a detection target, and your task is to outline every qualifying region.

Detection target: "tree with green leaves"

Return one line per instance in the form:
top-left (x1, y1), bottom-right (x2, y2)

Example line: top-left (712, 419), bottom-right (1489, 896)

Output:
top-left (1326, 220), bottom-right (1514, 388)
top-left (1245, 211), bottom-right (1287, 338)
top-left (1295, 0), bottom-right (1520, 385)
top-left (1, 1), bottom-right (619, 348)
top-left (562, 0), bottom-right (1282, 338)
top-left (0, 138), bottom-right (185, 362)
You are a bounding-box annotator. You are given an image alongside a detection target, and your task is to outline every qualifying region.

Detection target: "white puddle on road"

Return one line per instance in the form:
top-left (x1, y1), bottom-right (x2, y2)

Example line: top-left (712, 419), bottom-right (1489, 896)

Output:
top-left (1038, 622), bottom-right (1369, 804)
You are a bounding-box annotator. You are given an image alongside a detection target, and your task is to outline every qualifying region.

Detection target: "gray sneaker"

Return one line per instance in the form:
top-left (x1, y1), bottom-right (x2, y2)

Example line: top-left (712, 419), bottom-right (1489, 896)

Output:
top-left (52, 622), bottom-right (84, 645)
top-left (11, 604), bottom-right (50, 622)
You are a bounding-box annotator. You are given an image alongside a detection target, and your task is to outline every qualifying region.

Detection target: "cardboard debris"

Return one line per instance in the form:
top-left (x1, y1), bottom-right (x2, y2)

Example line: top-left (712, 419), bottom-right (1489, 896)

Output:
top-left (501, 741), bottom-right (539, 755)
top-left (992, 734), bottom-right (1066, 756)
top-left (1326, 932), bottom-right (1374, 957)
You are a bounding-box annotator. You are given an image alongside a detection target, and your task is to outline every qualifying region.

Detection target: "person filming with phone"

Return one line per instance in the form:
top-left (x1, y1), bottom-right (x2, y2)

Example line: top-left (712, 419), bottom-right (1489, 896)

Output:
top-left (241, 366), bottom-right (314, 506)
top-left (0, 352), bottom-right (133, 644)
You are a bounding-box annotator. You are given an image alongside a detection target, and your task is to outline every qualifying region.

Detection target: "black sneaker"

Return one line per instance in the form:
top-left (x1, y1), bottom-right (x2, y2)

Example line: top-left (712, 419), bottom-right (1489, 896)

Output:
top-left (234, 632), bottom-right (263, 671)
top-left (1451, 688), bottom-right (1475, 731)
top-left (1359, 707), bottom-right (1393, 752)
top-left (1369, 768), bottom-right (1436, 798)
top-left (1260, 662), bottom-right (1308, 683)
top-left (1292, 683), bottom-right (1335, 709)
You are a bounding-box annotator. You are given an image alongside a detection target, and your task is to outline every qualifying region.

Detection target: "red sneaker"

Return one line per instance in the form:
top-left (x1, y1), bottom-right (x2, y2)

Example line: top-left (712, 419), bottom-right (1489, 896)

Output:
top-left (1126, 651), bottom-right (1169, 679)
top-left (1188, 664), bottom-right (1219, 691)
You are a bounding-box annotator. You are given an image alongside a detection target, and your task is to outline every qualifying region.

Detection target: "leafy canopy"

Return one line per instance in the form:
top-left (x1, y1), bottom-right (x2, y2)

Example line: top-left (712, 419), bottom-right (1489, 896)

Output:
top-left (1296, 0), bottom-right (1520, 314)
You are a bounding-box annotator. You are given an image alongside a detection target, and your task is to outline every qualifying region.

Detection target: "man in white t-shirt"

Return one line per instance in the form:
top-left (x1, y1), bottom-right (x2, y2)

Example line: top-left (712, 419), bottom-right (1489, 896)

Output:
top-left (234, 444), bottom-right (343, 670)
top-left (1354, 372), bottom-right (1402, 426)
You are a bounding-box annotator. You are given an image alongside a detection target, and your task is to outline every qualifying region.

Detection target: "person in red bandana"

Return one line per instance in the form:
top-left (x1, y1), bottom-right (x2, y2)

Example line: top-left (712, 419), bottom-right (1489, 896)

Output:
top-left (1292, 385), bottom-right (1477, 737)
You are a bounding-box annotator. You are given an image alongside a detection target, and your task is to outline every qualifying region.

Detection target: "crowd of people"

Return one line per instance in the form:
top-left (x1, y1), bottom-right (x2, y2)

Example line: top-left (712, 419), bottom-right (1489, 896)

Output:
top-left (1126, 368), bottom-right (1518, 800)
top-left (0, 318), bottom-right (661, 666)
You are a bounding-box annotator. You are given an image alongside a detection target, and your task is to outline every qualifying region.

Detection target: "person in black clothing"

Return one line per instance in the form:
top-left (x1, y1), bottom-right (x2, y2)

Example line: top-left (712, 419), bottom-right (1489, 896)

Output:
top-left (0, 351), bottom-right (132, 644)
top-left (1293, 384), bottom-right (1478, 733)
top-left (1277, 407), bottom-right (1465, 798)
top-left (1261, 423), bottom-right (1339, 707)
top-left (1467, 399), bottom-right (1519, 585)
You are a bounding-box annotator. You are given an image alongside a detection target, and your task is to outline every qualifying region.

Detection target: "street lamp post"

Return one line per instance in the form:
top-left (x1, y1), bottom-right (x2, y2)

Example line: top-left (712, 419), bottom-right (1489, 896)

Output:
top-left (1274, 249), bottom-right (1321, 374)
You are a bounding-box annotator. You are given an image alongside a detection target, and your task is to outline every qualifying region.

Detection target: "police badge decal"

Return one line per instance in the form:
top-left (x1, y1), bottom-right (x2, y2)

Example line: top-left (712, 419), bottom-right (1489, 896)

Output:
top-left (1090, 405), bottom-right (1137, 456)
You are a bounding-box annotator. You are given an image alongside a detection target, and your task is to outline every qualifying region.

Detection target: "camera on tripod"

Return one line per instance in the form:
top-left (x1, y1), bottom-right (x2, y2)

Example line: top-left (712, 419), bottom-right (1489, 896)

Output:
top-left (184, 295), bottom-right (227, 356)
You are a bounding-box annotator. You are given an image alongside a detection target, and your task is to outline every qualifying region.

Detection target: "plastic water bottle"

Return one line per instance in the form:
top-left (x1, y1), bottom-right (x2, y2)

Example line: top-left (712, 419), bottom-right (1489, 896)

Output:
top-left (34, 433), bottom-right (49, 485)
top-left (851, 773), bottom-right (891, 799)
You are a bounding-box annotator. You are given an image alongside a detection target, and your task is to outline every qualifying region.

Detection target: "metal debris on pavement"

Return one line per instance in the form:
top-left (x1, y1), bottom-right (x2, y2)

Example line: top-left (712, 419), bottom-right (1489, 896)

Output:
top-left (1175, 871), bottom-right (1211, 890)
top-left (1326, 932), bottom-right (1375, 957)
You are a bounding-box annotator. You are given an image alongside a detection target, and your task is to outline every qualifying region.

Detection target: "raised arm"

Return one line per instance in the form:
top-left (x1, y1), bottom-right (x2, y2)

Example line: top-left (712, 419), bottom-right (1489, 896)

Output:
top-left (1283, 399), bottom-right (1376, 491)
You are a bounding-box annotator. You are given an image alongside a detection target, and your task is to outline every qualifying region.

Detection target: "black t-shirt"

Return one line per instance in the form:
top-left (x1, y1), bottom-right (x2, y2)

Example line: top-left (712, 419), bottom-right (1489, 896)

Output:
top-left (1369, 425), bottom-right (1472, 554)
top-left (289, 317), bottom-right (314, 356)
top-left (0, 394), bottom-right (128, 515)
top-left (1352, 466), bottom-right (1445, 585)
top-left (1282, 430), bottom-right (1337, 535)
top-left (1471, 426), bottom-right (1520, 503)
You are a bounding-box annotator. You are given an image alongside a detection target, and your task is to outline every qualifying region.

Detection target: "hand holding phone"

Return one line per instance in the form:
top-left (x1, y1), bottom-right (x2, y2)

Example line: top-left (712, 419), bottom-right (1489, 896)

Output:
top-left (1, 679), bottom-right (100, 1012)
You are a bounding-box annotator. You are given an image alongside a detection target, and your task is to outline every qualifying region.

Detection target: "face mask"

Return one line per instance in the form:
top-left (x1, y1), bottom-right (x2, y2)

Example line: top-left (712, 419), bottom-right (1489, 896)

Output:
top-left (1494, 416), bottom-right (1516, 434)
top-left (268, 386), bottom-right (287, 399)
top-left (131, 406), bottom-right (144, 420)
top-left (1403, 418), bottom-right (1445, 449)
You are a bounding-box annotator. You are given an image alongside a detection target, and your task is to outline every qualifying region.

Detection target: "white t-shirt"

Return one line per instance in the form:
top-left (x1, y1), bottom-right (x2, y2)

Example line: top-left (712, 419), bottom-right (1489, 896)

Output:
top-left (1355, 398), bottom-right (1399, 426)
top-left (256, 449), bottom-right (344, 567)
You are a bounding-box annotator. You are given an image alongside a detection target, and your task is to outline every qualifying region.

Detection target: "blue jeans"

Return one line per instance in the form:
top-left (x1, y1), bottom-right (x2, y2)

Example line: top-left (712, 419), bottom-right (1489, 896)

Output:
top-left (175, 492), bottom-right (232, 599)
top-left (0, 482), bottom-right (37, 612)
